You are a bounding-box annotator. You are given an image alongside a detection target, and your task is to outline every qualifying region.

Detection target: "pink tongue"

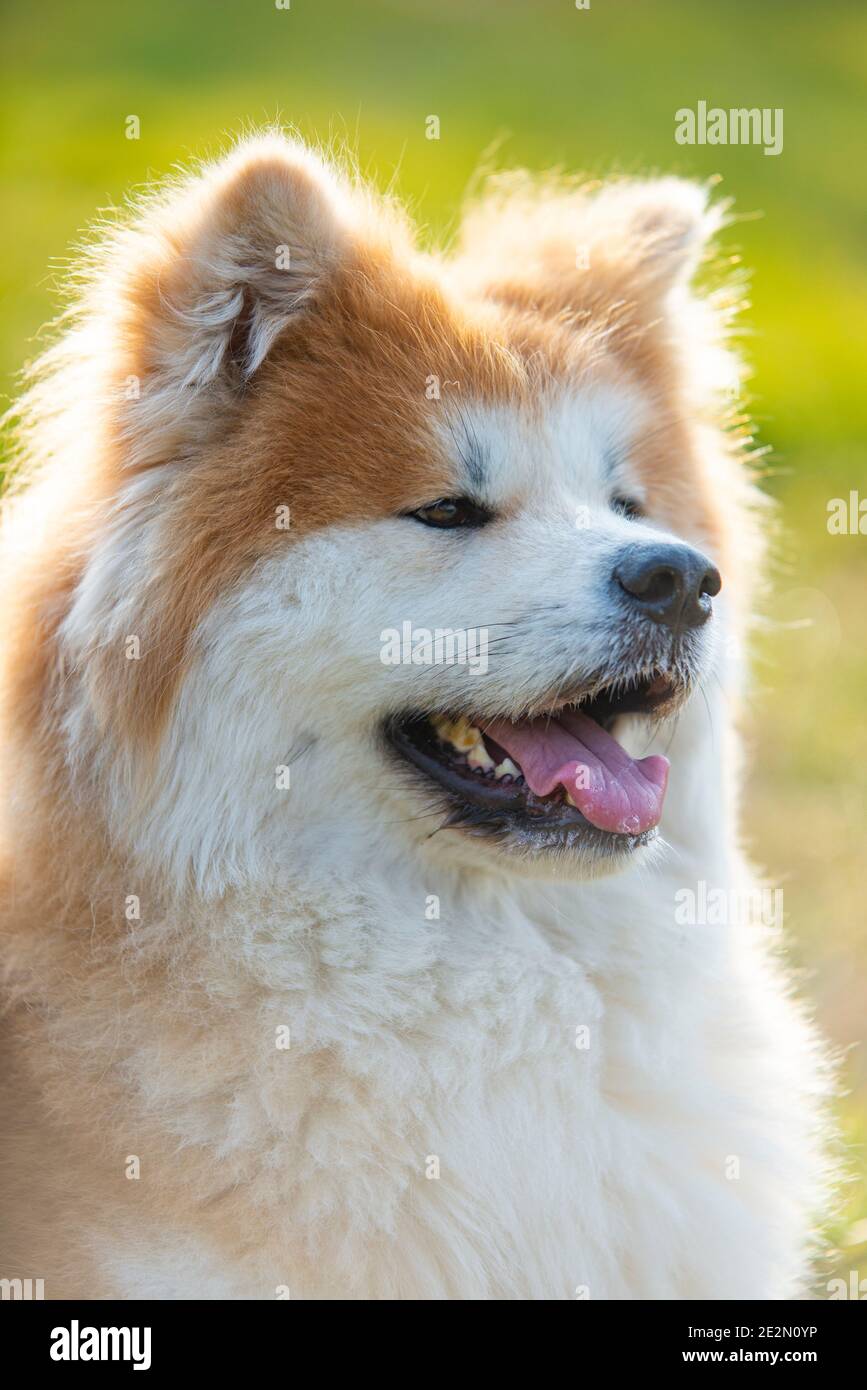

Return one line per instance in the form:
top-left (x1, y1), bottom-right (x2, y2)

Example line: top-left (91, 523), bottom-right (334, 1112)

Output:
top-left (484, 710), bottom-right (669, 835)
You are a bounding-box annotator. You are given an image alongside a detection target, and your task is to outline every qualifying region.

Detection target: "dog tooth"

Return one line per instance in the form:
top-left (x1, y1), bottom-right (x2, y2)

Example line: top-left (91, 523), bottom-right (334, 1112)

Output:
top-left (432, 714), bottom-right (484, 753)
top-left (467, 740), bottom-right (495, 772)
top-left (493, 757), bottom-right (520, 781)
top-left (565, 790), bottom-right (579, 808)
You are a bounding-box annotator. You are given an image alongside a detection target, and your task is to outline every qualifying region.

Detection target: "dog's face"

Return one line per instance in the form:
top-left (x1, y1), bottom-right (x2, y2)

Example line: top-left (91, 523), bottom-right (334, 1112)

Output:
top-left (279, 383), bottom-right (722, 879)
top-left (37, 138), bottom-right (743, 889)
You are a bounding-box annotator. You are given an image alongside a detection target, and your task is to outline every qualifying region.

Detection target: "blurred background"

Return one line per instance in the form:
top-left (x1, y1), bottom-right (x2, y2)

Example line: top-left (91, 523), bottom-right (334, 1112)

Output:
top-left (2, 0), bottom-right (865, 1288)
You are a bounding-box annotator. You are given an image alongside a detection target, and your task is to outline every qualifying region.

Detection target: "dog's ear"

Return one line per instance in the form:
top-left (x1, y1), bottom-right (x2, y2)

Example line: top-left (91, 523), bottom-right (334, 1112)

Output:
top-left (111, 135), bottom-right (351, 400)
top-left (591, 177), bottom-right (721, 293)
top-left (451, 174), bottom-right (722, 321)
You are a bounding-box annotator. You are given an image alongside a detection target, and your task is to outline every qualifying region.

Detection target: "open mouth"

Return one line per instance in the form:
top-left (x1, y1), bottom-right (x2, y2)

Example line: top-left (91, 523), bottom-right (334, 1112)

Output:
top-left (386, 670), bottom-right (683, 853)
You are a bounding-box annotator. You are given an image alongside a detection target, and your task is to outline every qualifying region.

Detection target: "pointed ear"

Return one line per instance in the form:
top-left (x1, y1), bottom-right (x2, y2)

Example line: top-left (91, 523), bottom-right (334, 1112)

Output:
top-left (451, 173), bottom-right (722, 318)
top-left (590, 177), bottom-right (723, 294)
top-left (114, 135), bottom-right (351, 396)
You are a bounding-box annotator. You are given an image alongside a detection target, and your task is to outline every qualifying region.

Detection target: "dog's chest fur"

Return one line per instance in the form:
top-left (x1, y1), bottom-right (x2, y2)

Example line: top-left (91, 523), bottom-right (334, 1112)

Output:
top-left (22, 851), bottom-right (817, 1302)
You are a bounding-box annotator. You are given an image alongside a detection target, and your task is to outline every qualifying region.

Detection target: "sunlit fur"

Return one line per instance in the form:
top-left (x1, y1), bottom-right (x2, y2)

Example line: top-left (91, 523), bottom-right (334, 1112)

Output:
top-left (0, 133), bottom-right (834, 1299)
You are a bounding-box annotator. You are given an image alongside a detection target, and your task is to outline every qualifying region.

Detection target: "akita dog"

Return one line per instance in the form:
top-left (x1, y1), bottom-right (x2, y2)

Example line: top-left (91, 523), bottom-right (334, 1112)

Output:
top-left (0, 135), bottom-right (832, 1299)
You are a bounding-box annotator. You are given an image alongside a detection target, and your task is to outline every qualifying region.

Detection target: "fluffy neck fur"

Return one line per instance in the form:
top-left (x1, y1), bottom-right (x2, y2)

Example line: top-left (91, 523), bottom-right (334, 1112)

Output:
top-left (0, 656), bottom-right (830, 1299)
top-left (0, 137), bottom-right (833, 1300)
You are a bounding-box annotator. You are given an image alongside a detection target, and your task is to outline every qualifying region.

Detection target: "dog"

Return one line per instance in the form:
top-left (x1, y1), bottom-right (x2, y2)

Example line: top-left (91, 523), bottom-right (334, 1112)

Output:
top-left (0, 133), bottom-right (833, 1299)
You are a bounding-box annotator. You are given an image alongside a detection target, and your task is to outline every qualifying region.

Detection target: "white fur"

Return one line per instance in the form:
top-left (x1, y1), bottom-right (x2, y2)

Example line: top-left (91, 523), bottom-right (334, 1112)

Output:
top-left (49, 386), bottom-right (832, 1298)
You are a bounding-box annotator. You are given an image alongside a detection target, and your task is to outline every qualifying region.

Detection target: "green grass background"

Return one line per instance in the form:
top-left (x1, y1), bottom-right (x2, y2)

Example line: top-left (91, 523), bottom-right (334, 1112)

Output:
top-left (2, 0), bottom-right (865, 1288)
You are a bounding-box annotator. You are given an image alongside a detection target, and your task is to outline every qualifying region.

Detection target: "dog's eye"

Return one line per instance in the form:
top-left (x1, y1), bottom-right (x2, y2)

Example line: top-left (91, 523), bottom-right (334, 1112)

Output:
top-left (408, 497), bottom-right (493, 529)
top-left (611, 494), bottom-right (645, 520)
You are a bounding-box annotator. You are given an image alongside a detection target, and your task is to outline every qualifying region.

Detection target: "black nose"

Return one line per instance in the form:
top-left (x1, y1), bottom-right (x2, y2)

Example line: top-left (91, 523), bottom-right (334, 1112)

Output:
top-left (613, 543), bottom-right (721, 629)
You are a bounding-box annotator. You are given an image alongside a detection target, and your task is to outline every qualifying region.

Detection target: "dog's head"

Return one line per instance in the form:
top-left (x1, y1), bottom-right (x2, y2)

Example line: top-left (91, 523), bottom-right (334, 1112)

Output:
top-left (11, 135), bottom-right (754, 890)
